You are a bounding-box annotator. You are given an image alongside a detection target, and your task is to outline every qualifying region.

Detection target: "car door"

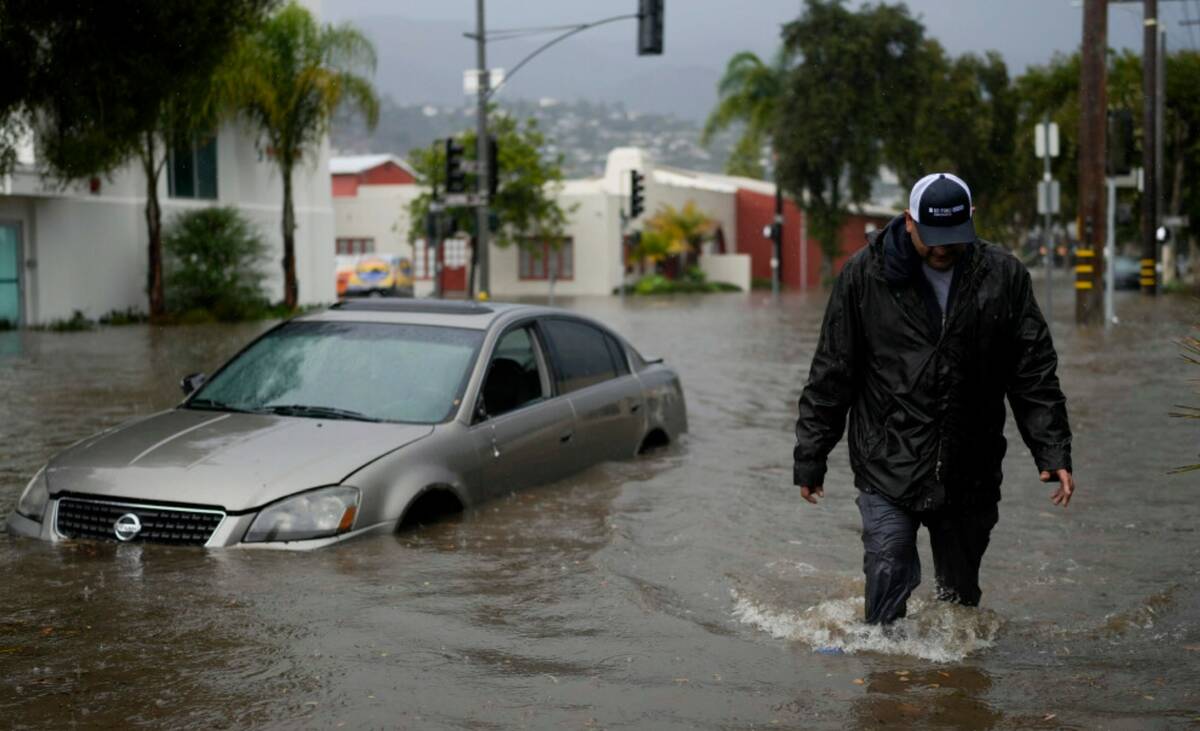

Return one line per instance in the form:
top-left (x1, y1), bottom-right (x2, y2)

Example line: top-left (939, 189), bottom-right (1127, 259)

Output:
top-left (469, 322), bottom-right (577, 499)
top-left (539, 317), bottom-right (646, 465)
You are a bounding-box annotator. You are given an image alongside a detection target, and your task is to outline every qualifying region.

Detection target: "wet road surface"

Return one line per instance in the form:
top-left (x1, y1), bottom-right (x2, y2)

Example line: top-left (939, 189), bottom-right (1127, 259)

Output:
top-left (2, 287), bottom-right (1199, 728)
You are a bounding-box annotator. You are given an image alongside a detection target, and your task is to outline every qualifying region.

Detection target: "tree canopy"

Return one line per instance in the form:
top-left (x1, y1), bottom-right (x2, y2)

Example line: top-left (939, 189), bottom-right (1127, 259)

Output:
top-left (773, 0), bottom-right (928, 270)
top-left (0, 0), bottom-right (271, 180)
top-left (406, 112), bottom-right (571, 258)
top-left (222, 1), bottom-right (379, 308)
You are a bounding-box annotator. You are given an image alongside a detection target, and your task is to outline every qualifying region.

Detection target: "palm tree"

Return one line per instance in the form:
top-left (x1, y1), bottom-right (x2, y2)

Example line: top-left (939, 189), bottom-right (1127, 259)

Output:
top-left (223, 3), bottom-right (379, 308)
top-left (629, 228), bottom-right (672, 274)
top-left (645, 201), bottom-right (717, 277)
top-left (701, 50), bottom-right (787, 179)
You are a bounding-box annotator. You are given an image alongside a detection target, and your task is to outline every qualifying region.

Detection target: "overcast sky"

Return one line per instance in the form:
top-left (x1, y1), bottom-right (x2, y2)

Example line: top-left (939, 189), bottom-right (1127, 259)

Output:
top-left (321, 1), bottom-right (1200, 116)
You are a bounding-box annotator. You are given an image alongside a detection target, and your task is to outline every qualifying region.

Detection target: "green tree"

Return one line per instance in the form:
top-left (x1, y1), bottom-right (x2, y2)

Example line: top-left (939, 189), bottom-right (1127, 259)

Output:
top-left (223, 2), bottom-right (379, 309)
top-left (895, 47), bottom-right (1022, 246)
top-left (164, 206), bottom-right (269, 320)
top-left (701, 51), bottom-right (787, 179)
top-left (138, 67), bottom-right (242, 320)
top-left (644, 201), bottom-right (717, 276)
top-left (1164, 52), bottom-right (1200, 270)
top-left (0, 2), bottom-right (269, 177)
top-left (629, 228), bottom-right (673, 273)
top-left (773, 0), bottom-right (929, 275)
top-left (406, 113), bottom-right (571, 295)
top-left (0, 1), bottom-right (272, 317)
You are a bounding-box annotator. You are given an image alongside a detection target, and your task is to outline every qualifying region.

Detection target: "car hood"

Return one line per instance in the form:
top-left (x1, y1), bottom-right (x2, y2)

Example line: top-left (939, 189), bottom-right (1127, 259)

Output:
top-left (46, 409), bottom-right (433, 512)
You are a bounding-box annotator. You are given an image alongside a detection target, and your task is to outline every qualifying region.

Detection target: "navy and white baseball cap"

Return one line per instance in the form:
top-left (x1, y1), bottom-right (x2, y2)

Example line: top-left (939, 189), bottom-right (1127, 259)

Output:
top-left (908, 173), bottom-right (976, 246)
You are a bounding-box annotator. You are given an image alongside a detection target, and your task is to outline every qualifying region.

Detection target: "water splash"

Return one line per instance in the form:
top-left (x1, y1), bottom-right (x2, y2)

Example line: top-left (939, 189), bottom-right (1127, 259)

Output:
top-left (731, 589), bottom-right (1002, 663)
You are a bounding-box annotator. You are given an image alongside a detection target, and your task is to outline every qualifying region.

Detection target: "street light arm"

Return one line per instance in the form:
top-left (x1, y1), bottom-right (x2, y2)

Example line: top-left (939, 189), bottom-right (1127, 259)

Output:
top-left (479, 14), bottom-right (640, 100)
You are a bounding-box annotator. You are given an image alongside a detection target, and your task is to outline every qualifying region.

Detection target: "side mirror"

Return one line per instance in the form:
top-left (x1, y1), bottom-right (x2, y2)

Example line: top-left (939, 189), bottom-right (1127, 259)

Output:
top-left (180, 372), bottom-right (207, 396)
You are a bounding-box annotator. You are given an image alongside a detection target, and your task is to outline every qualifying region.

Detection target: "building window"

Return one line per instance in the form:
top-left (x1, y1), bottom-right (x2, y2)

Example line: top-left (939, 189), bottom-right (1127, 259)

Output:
top-left (443, 238), bottom-right (469, 268)
top-left (336, 238), bottom-right (376, 255)
top-left (518, 239), bottom-right (574, 280)
top-left (168, 136), bottom-right (218, 199)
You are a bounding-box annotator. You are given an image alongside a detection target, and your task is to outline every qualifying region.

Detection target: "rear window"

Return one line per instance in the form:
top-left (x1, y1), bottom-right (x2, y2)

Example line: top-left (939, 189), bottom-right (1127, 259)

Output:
top-left (541, 319), bottom-right (620, 394)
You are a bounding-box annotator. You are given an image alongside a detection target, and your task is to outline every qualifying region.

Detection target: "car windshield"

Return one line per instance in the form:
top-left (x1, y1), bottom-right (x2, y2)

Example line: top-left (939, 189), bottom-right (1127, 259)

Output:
top-left (189, 320), bottom-right (484, 424)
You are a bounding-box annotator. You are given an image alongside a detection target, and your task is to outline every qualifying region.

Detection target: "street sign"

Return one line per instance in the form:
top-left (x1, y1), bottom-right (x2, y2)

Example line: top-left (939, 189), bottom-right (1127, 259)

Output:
top-left (1163, 215), bottom-right (1188, 228)
top-left (1035, 122), bottom-right (1060, 159)
top-left (1037, 180), bottom-right (1060, 215)
top-left (463, 68), bottom-right (504, 95)
top-left (442, 192), bottom-right (486, 208)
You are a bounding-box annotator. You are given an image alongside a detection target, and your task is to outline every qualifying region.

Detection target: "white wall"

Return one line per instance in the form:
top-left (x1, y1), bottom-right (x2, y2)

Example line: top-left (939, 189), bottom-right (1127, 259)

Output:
top-left (700, 254), bottom-right (751, 291)
top-left (0, 120), bottom-right (335, 324)
top-left (332, 183), bottom-right (420, 256)
top-left (488, 184), bottom-right (623, 297)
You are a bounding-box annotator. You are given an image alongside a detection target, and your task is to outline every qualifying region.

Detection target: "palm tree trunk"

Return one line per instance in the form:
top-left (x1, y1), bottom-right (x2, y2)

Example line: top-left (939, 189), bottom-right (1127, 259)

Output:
top-left (281, 162), bottom-right (298, 309)
top-left (141, 133), bottom-right (165, 318)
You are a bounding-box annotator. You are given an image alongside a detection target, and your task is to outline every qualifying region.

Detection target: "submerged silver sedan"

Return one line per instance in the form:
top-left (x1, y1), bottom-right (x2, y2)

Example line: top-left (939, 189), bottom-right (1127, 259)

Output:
top-left (7, 300), bottom-right (687, 549)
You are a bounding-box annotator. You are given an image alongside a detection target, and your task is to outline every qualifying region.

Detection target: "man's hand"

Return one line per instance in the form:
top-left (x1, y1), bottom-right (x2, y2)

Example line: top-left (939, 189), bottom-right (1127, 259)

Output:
top-left (800, 486), bottom-right (824, 504)
top-left (1040, 469), bottom-right (1075, 507)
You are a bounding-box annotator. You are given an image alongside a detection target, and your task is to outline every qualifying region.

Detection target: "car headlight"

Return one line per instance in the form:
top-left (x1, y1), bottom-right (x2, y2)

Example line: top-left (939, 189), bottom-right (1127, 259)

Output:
top-left (16, 467), bottom-right (50, 522)
top-left (243, 486), bottom-right (360, 543)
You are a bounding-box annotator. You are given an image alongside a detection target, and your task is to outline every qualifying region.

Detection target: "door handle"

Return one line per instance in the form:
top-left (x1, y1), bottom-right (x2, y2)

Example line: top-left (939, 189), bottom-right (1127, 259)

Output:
top-left (559, 430), bottom-right (574, 444)
top-left (630, 402), bottom-right (642, 413)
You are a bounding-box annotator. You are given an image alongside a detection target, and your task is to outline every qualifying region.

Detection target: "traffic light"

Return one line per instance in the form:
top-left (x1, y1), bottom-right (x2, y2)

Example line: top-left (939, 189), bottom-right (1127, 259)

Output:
top-left (1107, 109), bottom-right (1134, 177)
top-left (630, 170), bottom-right (645, 218)
top-left (637, 0), bottom-right (663, 56)
top-left (487, 135), bottom-right (499, 198)
top-left (444, 138), bottom-right (466, 193)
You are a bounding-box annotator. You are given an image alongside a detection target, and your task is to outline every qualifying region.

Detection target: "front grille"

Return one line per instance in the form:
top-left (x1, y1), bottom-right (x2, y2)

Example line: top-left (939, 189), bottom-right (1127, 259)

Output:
top-left (55, 497), bottom-right (224, 546)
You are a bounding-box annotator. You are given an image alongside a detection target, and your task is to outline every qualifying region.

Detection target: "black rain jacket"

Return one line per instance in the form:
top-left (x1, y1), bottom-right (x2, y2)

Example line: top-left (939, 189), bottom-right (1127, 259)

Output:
top-left (793, 214), bottom-right (1072, 511)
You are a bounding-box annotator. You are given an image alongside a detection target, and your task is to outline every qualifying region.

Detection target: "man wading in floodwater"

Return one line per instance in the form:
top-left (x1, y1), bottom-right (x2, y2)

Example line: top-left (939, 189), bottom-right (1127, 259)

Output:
top-left (793, 172), bottom-right (1075, 626)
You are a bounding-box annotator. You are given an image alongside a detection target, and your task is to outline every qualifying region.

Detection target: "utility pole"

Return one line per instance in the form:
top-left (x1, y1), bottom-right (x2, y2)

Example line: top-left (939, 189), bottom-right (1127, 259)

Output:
top-left (772, 179), bottom-right (783, 298)
top-left (1155, 25), bottom-right (1167, 286)
top-left (1038, 115), bottom-right (1059, 326)
top-left (1141, 0), bottom-right (1159, 294)
top-left (1077, 0), bottom-right (1108, 324)
top-left (474, 0), bottom-right (490, 299)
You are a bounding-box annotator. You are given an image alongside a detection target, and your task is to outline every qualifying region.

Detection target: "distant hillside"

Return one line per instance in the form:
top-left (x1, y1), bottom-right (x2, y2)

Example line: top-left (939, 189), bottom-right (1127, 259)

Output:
top-left (331, 97), bottom-right (746, 179)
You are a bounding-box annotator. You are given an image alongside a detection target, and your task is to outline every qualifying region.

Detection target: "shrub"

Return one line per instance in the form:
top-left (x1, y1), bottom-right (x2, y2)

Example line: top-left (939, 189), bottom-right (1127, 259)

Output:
top-left (631, 272), bottom-right (741, 295)
top-left (98, 307), bottom-right (148, 326)
top-left (164, 207), bottom-right (270, 321)
top-left (39, 310), bottom-right (94, 331)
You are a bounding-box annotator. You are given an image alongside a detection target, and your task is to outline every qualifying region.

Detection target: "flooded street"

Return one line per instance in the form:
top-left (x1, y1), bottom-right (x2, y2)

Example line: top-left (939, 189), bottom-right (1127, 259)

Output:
top-left (2, 287), bottom-right (1199, 729)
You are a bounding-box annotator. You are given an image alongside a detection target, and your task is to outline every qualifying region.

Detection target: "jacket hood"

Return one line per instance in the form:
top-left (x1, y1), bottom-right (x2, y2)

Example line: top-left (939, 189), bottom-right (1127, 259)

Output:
top-left (46, 409), bottom-right (434, 512)
top-left (878, 213), bottom-right (978, 286)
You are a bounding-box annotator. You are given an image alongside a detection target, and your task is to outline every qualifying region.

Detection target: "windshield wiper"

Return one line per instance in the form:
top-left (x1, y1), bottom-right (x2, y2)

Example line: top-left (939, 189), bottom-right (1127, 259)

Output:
top-left (261, 404), bottom-right (381, 422)
top-left (186, 398), bottom-right (257, 414)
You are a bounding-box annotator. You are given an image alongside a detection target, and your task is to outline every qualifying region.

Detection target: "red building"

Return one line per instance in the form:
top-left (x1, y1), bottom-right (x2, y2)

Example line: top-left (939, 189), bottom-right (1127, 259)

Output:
top-left (730, 177), bottom-right (894, 290)
top-left (331, 154), bottom-right (417, 198)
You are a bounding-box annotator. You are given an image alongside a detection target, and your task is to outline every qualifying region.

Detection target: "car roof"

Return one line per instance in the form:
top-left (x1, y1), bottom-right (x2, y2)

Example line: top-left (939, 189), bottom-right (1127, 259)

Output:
top-left (298, 298), bottom-right (576, 331)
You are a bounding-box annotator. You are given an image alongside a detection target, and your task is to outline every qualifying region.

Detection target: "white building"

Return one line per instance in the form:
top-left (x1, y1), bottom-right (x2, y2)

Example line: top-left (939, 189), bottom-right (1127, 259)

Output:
top-left (329, 146), bottom-right (896, 301)
top-left (484, 147), bottom-right (747, 297)
top-left (0, 124), bottom-right (336, 326)
top-left (0, 2), bottom-right (336, 327)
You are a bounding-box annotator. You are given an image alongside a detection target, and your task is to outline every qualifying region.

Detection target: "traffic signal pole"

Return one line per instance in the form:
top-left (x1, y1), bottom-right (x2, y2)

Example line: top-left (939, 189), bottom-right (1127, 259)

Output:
top-left (1141, 0), bottom-right (1159, 294)
top-left (1077, 0), bottom-right (1107, 325)
top-left (464, 3), bottom-right (662, 299)
top-left (474, 0), bottom-right (490, 299)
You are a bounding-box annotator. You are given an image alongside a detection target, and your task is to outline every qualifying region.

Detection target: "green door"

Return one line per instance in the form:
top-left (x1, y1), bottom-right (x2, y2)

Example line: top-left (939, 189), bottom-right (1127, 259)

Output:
top-left (0, 223), bottom-right (21, 327)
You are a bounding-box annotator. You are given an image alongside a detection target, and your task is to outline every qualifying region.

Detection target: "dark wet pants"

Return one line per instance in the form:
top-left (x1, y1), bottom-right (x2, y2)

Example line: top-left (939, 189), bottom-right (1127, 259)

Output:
top-left (856, 491), bottom-right (1000, 625)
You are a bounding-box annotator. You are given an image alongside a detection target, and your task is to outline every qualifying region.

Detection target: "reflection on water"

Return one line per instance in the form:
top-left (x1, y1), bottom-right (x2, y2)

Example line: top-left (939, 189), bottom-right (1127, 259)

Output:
top-left (2, 290), bottom-right (1200, 728)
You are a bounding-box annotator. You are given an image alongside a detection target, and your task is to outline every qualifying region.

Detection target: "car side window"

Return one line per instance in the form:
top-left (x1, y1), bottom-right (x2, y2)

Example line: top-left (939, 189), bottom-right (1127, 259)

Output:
top-left (541, 319), bottom-right (620, 394)
top-left (480, 326), bottom-right (546, 418)
top-left (604, 334), bottom-right (630, 376)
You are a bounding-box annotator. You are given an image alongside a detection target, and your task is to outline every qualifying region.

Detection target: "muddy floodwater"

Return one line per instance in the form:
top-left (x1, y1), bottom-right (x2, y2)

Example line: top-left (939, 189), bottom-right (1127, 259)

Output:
top-left (2, 287), bottom-right (1199, 729)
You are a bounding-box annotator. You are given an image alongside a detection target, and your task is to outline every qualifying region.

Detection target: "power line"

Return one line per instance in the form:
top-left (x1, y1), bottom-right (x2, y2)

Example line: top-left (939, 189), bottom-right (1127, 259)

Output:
top-left (1183, 0), bottom-right (1199, 48)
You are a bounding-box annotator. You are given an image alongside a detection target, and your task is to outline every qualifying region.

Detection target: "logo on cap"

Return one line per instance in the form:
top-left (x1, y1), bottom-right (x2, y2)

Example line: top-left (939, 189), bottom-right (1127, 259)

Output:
top-left (909, 173), bottom-right (976, 246)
